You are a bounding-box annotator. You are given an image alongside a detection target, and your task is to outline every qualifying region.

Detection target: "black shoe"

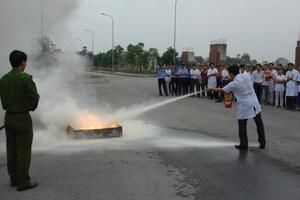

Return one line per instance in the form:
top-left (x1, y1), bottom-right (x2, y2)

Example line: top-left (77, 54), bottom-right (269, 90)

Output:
top-left (215, 100), bottom-right (222, 103)
top-left (259, 143), bottom-right (266, 149)
top-left (235, 145), bottom-right (248, 150)
top-left (17, 182), bottom-right (38, 192)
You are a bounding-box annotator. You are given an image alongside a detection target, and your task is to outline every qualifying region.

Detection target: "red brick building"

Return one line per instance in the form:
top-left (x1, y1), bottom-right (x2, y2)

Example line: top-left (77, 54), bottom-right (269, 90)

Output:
top-left (296, 40), bottom-right (300, 67)
top-left (209, 43), bottom-right (227, 65)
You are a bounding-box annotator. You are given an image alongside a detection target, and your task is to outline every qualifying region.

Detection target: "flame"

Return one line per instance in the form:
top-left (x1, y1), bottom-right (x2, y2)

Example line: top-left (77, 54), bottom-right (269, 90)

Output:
top-left (74, 113), bottom-right (118, 130)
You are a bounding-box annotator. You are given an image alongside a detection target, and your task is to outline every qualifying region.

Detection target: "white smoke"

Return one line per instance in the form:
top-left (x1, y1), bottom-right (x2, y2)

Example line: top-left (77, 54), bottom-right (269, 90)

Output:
top-left (0, 0), bottom-right (93, 143)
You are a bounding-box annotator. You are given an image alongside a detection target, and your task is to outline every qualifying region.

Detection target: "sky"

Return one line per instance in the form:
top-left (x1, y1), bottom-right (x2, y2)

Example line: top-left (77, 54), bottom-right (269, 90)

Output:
top-left (1, 0), bottom-right (300, 63)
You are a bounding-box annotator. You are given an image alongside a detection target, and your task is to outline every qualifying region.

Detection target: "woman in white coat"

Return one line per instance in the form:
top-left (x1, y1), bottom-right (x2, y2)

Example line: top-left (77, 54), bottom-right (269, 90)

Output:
top-left (207, 62), bottom-right (218, 100)
top-left (285, 63), bottom-right (298, 110)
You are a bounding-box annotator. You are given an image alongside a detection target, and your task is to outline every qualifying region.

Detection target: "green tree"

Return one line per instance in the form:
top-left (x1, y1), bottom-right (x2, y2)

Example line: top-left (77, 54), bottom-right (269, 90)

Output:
top-left (161, 47), bottom-right (178, 64)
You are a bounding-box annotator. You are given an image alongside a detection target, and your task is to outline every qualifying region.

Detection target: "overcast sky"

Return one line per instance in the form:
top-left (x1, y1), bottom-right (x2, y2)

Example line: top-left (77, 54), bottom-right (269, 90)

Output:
top-left (20, 0), bottom-right (300, 62)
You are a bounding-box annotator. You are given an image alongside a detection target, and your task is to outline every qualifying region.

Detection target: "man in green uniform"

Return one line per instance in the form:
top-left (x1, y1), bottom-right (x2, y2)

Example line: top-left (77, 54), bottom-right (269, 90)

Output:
top-left (0, 50), bottom-right (39, 191)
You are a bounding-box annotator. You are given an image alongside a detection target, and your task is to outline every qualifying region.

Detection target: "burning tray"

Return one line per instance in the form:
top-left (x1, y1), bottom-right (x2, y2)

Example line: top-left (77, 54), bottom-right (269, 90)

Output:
top-left (67, 124), bottom-right (123, 139)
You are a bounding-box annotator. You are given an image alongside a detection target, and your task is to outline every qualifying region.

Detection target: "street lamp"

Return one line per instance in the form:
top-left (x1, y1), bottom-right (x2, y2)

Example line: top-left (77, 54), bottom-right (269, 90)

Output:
top-left (84, 29), bottom-right (94, 54)
top-left (41, 0), bottom-right (44, 41)
top-left (101, 12), bottom-right (115, 73)
top-left (76, 38), bottom-right (83, 50)
top-left (173, 0), bottom-right (178, 64)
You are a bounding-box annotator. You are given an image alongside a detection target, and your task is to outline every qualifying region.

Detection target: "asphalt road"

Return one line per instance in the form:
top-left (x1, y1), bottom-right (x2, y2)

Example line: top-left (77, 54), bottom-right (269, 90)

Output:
top-left (0, 72), bottom-right (300, 200)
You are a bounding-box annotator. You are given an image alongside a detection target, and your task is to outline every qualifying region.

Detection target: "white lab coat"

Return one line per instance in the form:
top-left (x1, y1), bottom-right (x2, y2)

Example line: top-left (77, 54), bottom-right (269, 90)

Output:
top-left (275, 74), bottom-right (286, 92)
top-left (286, 69), bottom-right (298, 96)
top-left (223, 73), bottom-right (261, 120)
top-left (207, 68), bottom-right (218, 88)
top-left (190, 68), bottom-right (200, 80)
top-left (165, 69), bottom-right (172, 82)
top-left (297, 71), bottom-right (300, 93)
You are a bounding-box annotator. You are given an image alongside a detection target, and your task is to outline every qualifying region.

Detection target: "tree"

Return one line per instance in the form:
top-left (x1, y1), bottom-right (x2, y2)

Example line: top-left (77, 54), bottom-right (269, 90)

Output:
top-left (161, 47), bottom-right (178, 64)
top-left (195, 56), bottom-right (204, 64)
top-left (227, 53), bottom-right (257, 66)
top-left (148, 48), bottom-right (160, 71)
top-left (240, 53), bottom-right (251, 65)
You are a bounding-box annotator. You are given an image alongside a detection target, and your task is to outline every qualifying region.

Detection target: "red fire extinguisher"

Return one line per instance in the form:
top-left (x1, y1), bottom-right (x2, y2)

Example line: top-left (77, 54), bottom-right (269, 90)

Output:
top-left (224, 93), bottom-right (233, 108)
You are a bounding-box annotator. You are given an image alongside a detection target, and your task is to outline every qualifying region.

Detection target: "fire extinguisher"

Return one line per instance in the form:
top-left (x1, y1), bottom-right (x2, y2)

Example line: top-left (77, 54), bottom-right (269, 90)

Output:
top-left (224, 93), bottom-right (233, 108)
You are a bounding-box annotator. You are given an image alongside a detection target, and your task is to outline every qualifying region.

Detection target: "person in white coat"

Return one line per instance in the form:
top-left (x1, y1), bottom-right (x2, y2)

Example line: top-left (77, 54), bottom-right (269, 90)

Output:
top-left (296, 66), bottom-right (300, 110)
top-left (207, 62), bottom-right (218, 100)
top-left (285, 63), bottom-right (298, 110)
top-left (274, 68), bottom-right (286, 107)
top-left (165, 64), bottom-right (172, 94)
top-left (190, 64), bottom-right (201, 97)
top-left (208, 65), bottom-right (266, 150)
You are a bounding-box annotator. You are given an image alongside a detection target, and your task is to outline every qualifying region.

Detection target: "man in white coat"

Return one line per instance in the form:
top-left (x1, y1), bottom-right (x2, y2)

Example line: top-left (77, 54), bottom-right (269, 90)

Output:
top-left (208, 65), bottom-right (266, 150)
top-left (285, 63), bottom-right (298, 110)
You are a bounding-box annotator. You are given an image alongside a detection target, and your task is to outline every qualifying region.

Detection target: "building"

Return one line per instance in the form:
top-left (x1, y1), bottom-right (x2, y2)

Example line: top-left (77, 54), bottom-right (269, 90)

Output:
top-left (209, 40), bottom-right (227, 65)
top-left (296, 40), bottom-right (300, 67)
top-left (181, 49), bottom-right (196, 65)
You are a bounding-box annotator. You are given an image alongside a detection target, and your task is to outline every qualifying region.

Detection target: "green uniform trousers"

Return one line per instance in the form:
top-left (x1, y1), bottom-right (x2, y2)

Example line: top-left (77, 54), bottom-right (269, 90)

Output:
top-left (5, 112), bottom-right (33, 186)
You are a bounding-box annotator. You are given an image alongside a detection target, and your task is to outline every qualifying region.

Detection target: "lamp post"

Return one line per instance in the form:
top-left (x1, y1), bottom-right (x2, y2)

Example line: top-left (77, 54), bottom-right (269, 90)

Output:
top-left (41, 0), bottom-right (44, 41)
top-left (173, 0), bottom-right (178, 64)
top-left (101, 13), bottom-right (115, 73)
top-left (84, 29), bottom-right (94, 54)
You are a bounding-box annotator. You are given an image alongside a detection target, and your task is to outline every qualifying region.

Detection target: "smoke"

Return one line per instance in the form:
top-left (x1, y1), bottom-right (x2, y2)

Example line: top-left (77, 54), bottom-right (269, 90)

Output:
top-left (0, 0), bottom-right (90, 143)
top-left (0, 0), bottom-right (81, 72)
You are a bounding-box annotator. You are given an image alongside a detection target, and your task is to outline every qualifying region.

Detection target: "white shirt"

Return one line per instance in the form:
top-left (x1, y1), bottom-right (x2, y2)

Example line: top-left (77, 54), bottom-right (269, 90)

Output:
top-left (190, 68), bottom-right (200, 79)
top-left (286, 69), bottom-right (298, 96)
top-left (297, 71), bottom-right (300, 92)
top-left (223, 73), bottom-right (261, 120)
top-left (275, 74), bottom-right (286, 92)
top-left (165, 69), bottom-right (172, 82)
top-left (207, 68), bottom-right (218, 88)
top-left (222, 69), bottom-right (229, 80)
top-left (252, 70), bottom-right (264, 83)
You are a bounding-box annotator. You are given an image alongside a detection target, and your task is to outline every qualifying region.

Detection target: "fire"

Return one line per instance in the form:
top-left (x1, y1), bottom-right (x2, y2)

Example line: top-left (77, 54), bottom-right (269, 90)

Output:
top-left (75, 113), bottom-right (118, 130)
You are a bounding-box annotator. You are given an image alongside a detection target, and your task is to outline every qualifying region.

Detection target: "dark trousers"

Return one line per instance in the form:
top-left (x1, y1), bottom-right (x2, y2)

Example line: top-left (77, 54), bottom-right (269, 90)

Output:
top-left (190, 79), bottom-right (200, 97)
top-left (286, 96), bottom-right (296, 109)
top-left (297, 93), bottom-right (300, 108)
top-left (253, 83), bottom-right (262, 103)
top-left (5, 113), bottom-right (33, 186)
top-left (158, 79), bottom-right (168, 96)
top-left (177, 78), bottom-right (183, 96)
top-left (201, 83), bottom-right (207, 97)
top-left (238, 112), bottom-right (266, 147)
top-left (173, 78), bottom-right (179, 96)
top-left (183, 78), bottom-right (189, 95)
top-left (208, 91), bottom-right (218, 100)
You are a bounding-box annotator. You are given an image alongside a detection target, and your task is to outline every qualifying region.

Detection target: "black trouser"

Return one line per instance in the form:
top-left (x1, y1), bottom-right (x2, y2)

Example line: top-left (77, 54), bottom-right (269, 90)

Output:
top-left (170, 77), bottom-right (175, 95)
top-left (238, 112), bottom-right (266, 147)
top-left (253, 83), bottom-right (262, 103)
top-left (179, 78), bottom-right (189, 95)
top-left (183, 78), bottom-right (189, 95)
top-left (177, 78), bottom-right (183, 96)
top-left (190, 79), bottom-right (200, 97)
top-left (173, 77), bottom-right (179, 96)
top-left (286, 96), bottom-right (296, 109)
top-left (158, 79), bottom-right (168, 96)
top-left (201, 83), bottom-right (207, 97)
top-left (208, 91), bottom-right (218, 100)
top-left (5, 113), bottom-right (33, 186)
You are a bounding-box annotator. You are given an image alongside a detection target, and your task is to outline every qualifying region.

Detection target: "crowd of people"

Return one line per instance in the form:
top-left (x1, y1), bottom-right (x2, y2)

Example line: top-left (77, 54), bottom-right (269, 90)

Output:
top-left (157, 62), bottom-right (300, 111)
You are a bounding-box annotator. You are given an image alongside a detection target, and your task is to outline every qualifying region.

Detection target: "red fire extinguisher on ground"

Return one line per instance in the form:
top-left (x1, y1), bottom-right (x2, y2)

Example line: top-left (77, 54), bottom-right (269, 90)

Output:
top-left (224, 93), bottom-right (233, 108)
